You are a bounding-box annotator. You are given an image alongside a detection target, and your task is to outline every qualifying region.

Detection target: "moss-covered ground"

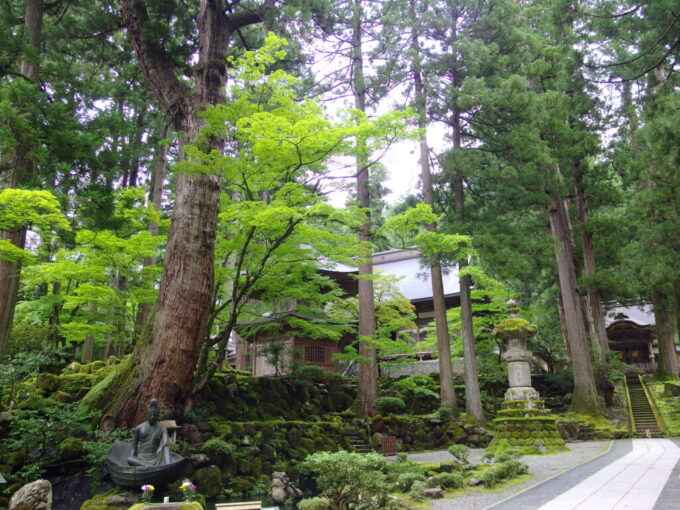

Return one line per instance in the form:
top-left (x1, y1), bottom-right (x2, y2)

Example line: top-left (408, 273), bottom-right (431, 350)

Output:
top-left (645, 378), bottom-right (680, 436)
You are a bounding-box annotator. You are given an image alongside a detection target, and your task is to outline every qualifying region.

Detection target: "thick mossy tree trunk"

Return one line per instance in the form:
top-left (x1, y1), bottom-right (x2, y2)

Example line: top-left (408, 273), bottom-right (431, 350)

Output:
top-left (83, 0), bottom-right (269, 427)
top-left (547, 191), bottom-right (603, 416)
top-left (0, 0), bottom-right (43, 360)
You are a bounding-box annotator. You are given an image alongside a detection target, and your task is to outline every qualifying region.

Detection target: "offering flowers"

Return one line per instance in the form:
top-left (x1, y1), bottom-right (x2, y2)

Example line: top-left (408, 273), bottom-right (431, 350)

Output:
top-left (141, 484), bottom-right (155, 503)
top-left (180, 480), bottom-right (197, 501)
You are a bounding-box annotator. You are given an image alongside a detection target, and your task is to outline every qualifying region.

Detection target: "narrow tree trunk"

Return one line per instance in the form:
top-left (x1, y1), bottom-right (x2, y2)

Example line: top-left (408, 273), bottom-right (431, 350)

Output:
top-left (352, 0), bottom-right (377, 416)
top-left (0, 0), bottom-right (43, 360)
top-left (452, 114), bottom-right (484, 423)
top-left (547, 192), bottom-right (603, 416)
top-left (653, 291), bottom-right (679, 380)
top-left (81, 301), bottom-right (97, 363)
top-left (409, 0), bottom-right (457, 413)
top-left (574, 167), bottom-right (609, 358)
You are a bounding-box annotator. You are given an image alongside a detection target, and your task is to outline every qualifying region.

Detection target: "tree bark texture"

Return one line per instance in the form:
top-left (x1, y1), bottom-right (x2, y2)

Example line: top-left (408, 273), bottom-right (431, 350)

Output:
top-left (451, 113), bottom-right (484, 423)
top-left (352, 0), bottom-right (377, 417)
top-left (653, 291), bottom-right (679, 380)
top-left (409, 0), bottom-right (458, 413)
top-left (574, 167), bottom-right (609, 359)
top-left (81, 301), bottom-right (97, 364)
top-left (88, 0), bottom-right (267, 426)
top-left (547, 192), bottom-right (603, 415)
top-left (0, 0), bottom-right (43, 359)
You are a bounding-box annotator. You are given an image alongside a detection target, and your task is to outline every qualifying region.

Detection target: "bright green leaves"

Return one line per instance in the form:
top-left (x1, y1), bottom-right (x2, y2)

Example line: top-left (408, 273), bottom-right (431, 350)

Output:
top-left (381, 203), bottom-right (472, 260)
top-left (0, 189), bottom-right (70, 233)
top-left (0, 189), bottom-right (70, 263)
top-left (16, 190), bottom-right (166, 349)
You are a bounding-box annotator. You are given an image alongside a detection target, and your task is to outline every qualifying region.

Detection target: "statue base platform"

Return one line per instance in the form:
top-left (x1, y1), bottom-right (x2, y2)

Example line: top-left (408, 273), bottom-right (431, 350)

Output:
top-left (486, 398), bottom-right (566, 455)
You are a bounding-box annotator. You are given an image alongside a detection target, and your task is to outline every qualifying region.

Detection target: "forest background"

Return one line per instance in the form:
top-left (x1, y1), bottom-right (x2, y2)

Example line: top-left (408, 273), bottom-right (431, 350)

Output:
top-left (1, 0), bottom-right (680, 429)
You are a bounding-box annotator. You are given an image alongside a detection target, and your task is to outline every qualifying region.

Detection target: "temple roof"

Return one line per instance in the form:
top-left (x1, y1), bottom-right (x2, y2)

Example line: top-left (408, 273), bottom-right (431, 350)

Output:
top-left (320, 248), bottom-right (460, 301)
top-left (603, 302), bottom-right (655, 329)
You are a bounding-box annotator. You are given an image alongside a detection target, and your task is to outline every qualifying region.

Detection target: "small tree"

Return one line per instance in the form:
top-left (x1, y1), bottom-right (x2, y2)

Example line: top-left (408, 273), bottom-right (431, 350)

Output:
top-left (299, 451), bottom-right (389, 509)
top-left (255, 341), bottom-right (299, 376)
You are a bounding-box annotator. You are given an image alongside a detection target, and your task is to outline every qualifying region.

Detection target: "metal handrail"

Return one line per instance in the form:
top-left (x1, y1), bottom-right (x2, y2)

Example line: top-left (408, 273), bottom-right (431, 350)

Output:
top-left (623, 375), bottom-right (635, 436)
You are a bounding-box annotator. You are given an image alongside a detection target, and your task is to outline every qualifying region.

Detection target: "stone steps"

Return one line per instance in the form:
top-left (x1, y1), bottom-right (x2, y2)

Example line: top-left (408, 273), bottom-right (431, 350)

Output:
top-left (346, 433), bottom-right (372, 454)
top-left (626, 376), bottom-right (663, 436)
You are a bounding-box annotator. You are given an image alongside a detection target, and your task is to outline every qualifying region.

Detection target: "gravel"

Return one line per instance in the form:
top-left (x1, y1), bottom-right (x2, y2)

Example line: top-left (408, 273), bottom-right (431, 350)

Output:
top-left (397, 440), bottom-right (611, 510)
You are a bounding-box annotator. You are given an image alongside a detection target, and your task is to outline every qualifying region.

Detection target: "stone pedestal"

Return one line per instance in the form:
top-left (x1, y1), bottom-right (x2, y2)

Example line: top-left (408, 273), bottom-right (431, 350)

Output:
top-left (486, 301), bottom-right (565, 455)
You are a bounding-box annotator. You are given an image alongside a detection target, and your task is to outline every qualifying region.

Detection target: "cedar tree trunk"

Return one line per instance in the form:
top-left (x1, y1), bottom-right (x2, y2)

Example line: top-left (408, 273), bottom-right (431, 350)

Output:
top-left (653, 291), bottom-right (679, 380)
top-left (409, 0), bottom-right (458, 413)
top-left (547, 192), bottom-right (603, 416)
top-left (352, 0), bottom-right (377, 416)
top-left (0, 0), bottom-right (43, 359)
top-left (84, 0), bottom-right (269, 426)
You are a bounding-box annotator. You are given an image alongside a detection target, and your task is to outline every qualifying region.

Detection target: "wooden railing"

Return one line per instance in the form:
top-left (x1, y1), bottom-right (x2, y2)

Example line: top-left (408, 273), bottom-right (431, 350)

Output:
top-left (624, 360), bottom-right (657, 374)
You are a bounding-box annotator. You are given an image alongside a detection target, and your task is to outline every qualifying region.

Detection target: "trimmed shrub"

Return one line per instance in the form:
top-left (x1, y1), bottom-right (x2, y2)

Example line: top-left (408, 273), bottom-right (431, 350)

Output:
top-left (437, 407), bottom-right (453, 422)
top-left (436, 472), bottom-right (465, 489)
top-left (447, 444), bottom-right (469, 463)
top-left (409, 481), bottom-right (428, 502)
top-left (396, 472), bottom-right (425, 492)
top-left (375, 397), bottom-right (405, 415)
top-left (299, 451), bottom-right (388, 509)
top-left (297, 497), bottom-right (331, 510)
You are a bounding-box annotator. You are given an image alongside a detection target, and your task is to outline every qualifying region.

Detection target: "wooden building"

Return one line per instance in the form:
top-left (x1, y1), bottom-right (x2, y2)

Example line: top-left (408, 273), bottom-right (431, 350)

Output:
top-left (234, 249), bottom-right (460, 376)
top-left (603, 301), bottom-right (680, 373)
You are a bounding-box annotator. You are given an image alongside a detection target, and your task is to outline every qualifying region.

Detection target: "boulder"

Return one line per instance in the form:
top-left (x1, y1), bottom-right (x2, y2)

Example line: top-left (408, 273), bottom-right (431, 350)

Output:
top-left (423, 488), bottom-right (443, 499)
top-left (664, 383), bottom-right (680, 397)
top-left (10, 480), bottom-right (52, 510)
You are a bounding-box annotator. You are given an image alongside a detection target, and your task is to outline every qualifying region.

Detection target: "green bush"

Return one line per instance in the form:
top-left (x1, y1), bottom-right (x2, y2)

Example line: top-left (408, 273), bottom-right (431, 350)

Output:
top-left (495, 448), bottom-right (524, 463)
top-left (437, 407), bottom-right (453, 421)
top-left (394, 374), bottom-right (439, 399)
top-left (447, 444), bottom-right (469, 463)
top-left (297, 497), bottom-right (331, 510)
top-left (300, 451), bottom-right (388, 509)
top-left (375, 396), bottom-right (405, 415)
top-left (478, 460), bottom-right (528, 486)
top-left (202, 438), bottom-right (237, 455)
top-left (436, 472), bottom-right (465, 489)
top-left (293, 365), bottom-right (326, 381)
top-left (409, 480), bottom-right (428, 502)
top-left (396, 472), bottom-right (425, 492)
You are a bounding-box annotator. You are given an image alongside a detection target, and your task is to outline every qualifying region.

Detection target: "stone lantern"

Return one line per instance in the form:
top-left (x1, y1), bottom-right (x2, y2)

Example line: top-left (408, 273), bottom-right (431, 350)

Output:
top-left (495, 300), bottom-right (539, 403)
top-left (486, 300), bottom-right (566, 455)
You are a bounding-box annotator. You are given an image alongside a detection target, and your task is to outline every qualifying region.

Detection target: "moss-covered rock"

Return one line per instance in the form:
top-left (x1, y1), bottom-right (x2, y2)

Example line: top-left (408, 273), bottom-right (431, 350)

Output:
top-left (36, 373), bottom-right (60, 394)
top-left (80, 489), bottom-right (136, 510)
top-left (58, 437), bottom-right (87, 459)
top-left (193, 465), bottom-right (223, 499)
top-left (59, 373), bottom-right (95, 395)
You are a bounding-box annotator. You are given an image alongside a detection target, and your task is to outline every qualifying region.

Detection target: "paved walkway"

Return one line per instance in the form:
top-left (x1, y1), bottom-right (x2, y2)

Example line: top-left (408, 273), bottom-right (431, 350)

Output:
top-left (488, 438), bottom-right (680, 510)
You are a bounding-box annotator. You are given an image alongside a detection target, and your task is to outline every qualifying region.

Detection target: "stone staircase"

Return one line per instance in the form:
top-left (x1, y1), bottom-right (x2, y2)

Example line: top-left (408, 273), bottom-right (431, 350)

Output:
top-left (347, 432), bottom-right (372, 453)
top-left (626, 375), bottom-right (663, 436)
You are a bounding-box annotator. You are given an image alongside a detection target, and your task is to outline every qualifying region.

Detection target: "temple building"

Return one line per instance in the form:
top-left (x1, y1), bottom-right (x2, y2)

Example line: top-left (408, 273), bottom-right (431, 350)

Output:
top-left (603, 301), bottom-right (674, 373)
top-left (234, 249), bottom-right (461, 376)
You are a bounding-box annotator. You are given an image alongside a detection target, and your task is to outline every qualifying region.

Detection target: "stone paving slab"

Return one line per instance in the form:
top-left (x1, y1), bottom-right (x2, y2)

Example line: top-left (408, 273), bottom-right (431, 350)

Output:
top-left (532, 438), bottom-right (680, 510)
top-left (484, 440), bottom-right (633, 510)
top-left (652, 439), bottom-right (680, 510)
